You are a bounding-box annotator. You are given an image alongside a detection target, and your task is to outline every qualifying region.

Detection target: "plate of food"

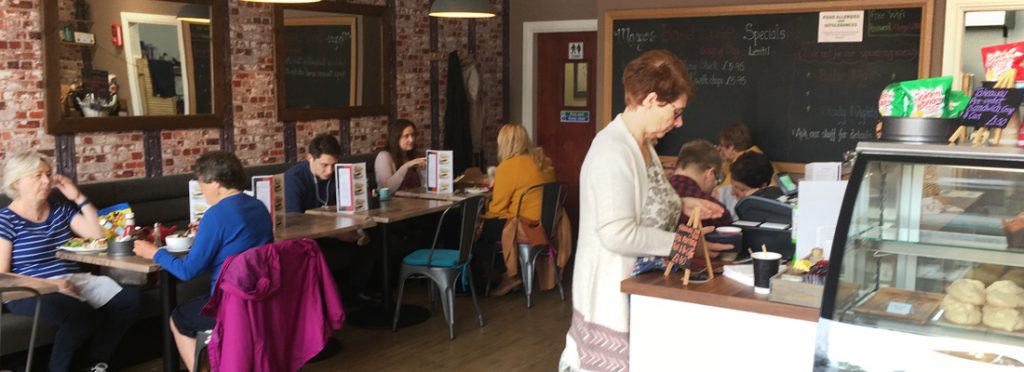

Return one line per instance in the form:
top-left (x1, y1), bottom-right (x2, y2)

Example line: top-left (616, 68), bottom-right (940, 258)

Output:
top-left (465, 186), bottom-right (490, 194)
top-left (58, 238), bottom-right (108, 253)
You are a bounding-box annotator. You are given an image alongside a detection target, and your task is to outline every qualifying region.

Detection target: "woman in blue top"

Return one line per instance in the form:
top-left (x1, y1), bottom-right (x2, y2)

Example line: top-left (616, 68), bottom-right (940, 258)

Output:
top-left (0, 151), bottom-right (141, 372)
top-left (134, 151), bottom-right (273, 371)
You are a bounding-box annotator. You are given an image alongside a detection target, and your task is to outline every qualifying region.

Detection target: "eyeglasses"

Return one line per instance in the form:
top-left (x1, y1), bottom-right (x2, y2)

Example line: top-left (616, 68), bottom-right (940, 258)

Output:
top-left (714, 170), bottom-right (725, 185)
top-left (661, 102), bottom-right (684, 120)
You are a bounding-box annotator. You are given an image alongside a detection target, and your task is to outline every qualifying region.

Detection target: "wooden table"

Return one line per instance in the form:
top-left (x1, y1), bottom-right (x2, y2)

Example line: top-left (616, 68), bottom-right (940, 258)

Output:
top-left (395, 187), bottom-right (490, 202)
top-left (306, 197), bottom-right (457, 328)
top-left (274, 213), bottom-right (376, 241)
top-left (0, 272), bottom-right (60, 301)
top-left (56, 251), bottom-right (176, 372)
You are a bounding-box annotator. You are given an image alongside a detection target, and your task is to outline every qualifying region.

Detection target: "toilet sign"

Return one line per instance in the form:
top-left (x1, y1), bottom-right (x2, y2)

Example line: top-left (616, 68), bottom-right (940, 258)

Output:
top-left (568, 42), bottom-right (584, 60)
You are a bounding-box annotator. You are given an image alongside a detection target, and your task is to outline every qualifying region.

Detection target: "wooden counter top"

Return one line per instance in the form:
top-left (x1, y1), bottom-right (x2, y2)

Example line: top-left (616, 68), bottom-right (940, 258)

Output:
top-left (621, 272), bottom-right (820, 322)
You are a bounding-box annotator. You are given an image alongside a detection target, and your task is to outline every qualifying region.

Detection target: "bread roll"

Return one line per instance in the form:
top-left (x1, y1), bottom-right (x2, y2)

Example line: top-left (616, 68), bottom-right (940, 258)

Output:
top-left (982, 305), bottom-right (1024, 332)
top-left (986, 280), bottom-right (1024, 308)
top-left (948, 278), bottom-right (986, 305)
top-left (968, 264), bottom-right (1007, 286)
top-left (1000, 268), bottom-right (1024, 288)
top-left (942, 295), bottom-right (982, 326)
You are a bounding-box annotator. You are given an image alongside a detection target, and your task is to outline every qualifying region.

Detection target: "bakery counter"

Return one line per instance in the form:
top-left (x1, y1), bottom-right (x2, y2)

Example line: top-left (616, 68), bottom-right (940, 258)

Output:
top-left (623, 273), bottom-right (819, 371)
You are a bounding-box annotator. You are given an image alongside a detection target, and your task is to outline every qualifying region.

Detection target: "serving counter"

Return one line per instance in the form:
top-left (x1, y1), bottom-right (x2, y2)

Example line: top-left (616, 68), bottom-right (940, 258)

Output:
top-left (622, 273), bottom-right (818, 371)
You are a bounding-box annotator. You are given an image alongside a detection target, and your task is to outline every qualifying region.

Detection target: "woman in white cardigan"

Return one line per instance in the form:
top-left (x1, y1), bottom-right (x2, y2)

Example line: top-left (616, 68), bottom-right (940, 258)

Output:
top-left (559, 50), bottom-right (727, 372)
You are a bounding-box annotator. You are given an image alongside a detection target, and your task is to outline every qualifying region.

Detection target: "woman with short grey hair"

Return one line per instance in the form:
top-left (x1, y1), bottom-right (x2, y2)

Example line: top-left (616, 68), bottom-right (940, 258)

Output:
top-left (0, 151), bottom-right (141, 372)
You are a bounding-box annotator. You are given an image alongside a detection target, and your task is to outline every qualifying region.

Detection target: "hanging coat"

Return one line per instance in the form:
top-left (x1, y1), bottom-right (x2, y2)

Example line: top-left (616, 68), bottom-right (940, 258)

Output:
top-left (461, 55), bottom-right (486, 163)
top-left (444, 50), bottom-right (474, 176)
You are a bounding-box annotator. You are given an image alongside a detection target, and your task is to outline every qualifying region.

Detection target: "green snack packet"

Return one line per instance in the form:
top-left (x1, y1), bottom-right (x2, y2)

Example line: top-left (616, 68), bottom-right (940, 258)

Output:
top-left (878, 83), bottom-right (907, 117)
top-left (899, 76), bottom-right (953, 118)
top-left (945, 91), bottom-right (970, 118)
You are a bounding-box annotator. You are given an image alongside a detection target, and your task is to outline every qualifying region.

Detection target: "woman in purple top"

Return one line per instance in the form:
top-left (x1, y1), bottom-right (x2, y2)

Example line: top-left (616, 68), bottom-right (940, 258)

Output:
top-left (0, 151), bottom-right (141, 372)
top-left (134, 151), bottom-right (273, 371)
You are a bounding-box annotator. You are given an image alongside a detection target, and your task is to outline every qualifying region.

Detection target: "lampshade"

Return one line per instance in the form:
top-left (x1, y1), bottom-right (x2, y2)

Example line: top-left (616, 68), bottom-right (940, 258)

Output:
top-left (176, 4), bottom-right (210, 23)
top-left (429, 0), bottom-right (496, 19)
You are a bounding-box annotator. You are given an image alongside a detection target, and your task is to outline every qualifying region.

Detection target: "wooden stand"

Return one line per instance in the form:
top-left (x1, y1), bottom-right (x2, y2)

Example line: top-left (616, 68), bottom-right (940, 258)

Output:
top-left (664, 208), bottom-right (714, 285)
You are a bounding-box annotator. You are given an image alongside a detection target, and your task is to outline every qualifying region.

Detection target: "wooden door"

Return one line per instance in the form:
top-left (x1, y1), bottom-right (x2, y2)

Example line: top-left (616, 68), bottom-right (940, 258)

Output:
top-left (535, 31), bottom-right (596, 232)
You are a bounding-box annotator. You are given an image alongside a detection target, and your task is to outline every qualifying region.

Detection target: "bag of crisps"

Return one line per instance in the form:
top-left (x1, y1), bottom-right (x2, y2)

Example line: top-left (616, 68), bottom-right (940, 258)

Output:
top-left (945, 91), bottom-right (970, 119)
top-left (900, 76), bottom-right (953, 118)
top-left (879, 83), bottom-right (908, 117)
top-left (982, 42), bottom-right (1024, 82)
top-left (97, 202), bottom-right (132, 240)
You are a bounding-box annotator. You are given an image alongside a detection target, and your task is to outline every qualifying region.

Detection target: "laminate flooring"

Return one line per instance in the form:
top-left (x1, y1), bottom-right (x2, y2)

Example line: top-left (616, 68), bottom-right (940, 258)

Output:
top-left (125, 283), bottom-right (573, 371)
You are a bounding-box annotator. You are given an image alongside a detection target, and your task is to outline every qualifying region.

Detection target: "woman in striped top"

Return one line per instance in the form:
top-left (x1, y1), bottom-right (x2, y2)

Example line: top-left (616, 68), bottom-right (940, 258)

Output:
top-left (0, 152), bottom-right (141, 372)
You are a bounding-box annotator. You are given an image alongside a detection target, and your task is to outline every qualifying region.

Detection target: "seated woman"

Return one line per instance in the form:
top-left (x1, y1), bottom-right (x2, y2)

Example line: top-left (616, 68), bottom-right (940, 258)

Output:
top-left (0, 151), bottom-right (141, 372)
top-left (375, 119), bottom-right (427, 191)
top-left (475, 123), bottom-right (557, 296)
top-left (729, 151), bottom-right (783, 201)
top-left (669, 140), bottom-right (733, 227)
top-left (134, 151), bottom-right (273, 371)
top-left (717, 122), bottom-right (771, 218)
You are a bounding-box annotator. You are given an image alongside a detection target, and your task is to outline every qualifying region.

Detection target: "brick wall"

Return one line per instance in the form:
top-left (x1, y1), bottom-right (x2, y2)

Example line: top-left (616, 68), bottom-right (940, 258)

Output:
top-left (0, 0), bottom-right (503, 186)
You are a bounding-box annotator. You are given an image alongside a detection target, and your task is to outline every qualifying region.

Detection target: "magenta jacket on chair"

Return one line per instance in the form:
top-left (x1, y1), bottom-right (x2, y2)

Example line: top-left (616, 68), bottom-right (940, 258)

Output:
top-left (201, 238), bottom-right (345, 372)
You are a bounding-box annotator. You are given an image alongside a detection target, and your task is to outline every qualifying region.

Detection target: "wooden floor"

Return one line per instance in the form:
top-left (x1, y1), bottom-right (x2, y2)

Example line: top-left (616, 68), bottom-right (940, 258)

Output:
top-left (125, 283), bottom-right (573, 371)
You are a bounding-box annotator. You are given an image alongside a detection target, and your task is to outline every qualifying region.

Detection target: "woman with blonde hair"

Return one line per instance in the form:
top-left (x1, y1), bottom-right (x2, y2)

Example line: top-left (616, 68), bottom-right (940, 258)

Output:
top-left (474, 123), bottom-right (556, 296)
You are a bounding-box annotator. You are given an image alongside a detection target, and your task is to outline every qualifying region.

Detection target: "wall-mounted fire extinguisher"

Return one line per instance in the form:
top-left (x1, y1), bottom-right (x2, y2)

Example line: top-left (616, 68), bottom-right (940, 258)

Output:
top-left (111, 24), bottom-right (123, 47)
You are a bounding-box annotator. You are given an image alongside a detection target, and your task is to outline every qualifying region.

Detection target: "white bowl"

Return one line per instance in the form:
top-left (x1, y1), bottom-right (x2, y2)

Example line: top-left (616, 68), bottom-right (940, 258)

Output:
top-left (716, 226), bottom-right (742, 234)
top-left (165, 236), bottom-right (194, 252)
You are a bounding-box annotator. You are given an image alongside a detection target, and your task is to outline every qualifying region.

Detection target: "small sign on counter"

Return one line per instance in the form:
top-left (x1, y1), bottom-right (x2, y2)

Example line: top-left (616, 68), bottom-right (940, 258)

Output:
top-left (960, 87), bottom-right (1023, 128)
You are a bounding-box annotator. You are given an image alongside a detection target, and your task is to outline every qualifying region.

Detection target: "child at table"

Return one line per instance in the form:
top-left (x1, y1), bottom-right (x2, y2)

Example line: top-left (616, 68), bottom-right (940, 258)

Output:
top-left (134, 151), bottom-right (272, 371)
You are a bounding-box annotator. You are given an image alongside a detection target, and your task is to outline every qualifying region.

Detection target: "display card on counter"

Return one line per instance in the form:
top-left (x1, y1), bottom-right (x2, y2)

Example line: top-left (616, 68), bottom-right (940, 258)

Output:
top-left (252, 174), bottom-right (286, 232)
top-left (426, 150), bottom-right (455, 194)
top-left (188, 180), bottom-right (210, 223)
top-left (960, 88), bottom-right (1024, 128)
top-left (335, 162), bottom-right (369, 212)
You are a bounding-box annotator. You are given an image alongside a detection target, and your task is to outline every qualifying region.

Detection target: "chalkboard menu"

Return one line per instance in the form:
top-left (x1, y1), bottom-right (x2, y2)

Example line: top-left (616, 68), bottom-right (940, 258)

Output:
top-left (283, 23), bottom-right (354, 109)
top-left (609, 6), bottom-right (928, 163)
top-left (188, 23), bottom-right (212, 114)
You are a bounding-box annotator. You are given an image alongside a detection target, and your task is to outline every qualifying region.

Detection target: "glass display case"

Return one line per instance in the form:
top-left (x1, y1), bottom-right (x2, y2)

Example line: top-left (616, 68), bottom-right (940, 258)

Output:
top-left (815, 142), bottom-right (1024, 371)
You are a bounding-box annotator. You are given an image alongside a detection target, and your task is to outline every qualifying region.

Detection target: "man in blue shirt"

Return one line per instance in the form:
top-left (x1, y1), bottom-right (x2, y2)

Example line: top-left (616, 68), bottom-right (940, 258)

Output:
top-left (282, 133), bottom-right (377, 306)
top-left (284, 133), bottom-right (342, 213)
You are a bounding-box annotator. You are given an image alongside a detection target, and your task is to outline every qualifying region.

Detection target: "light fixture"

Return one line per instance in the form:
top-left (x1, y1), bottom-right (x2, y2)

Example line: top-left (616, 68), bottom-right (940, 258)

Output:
top-left (176, 4), bottom-right (210, 23)
top-left (240, 0), bottom-right (322, 3)
top-left (429, 0), bottom-right (496, 19)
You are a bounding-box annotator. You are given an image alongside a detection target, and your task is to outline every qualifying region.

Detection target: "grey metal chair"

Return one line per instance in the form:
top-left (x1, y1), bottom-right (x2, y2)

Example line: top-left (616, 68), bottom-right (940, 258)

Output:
top-left (0, 286), bottom-right (43, 372)
top-left (193, 329), bottom-right (212, 372)
top-left (487, 182), bottom-right (568, 308)
top-left (392, 195), bottom-right (486, 340)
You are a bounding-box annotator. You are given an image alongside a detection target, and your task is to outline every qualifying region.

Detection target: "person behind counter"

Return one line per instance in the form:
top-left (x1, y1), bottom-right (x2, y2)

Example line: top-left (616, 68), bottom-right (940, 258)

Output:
top-left (559, 49), bottom-right (727, 372)
top-left (717, 122), bottom-right (767, 218)
top-left (283, 133), bottom-right (372, 304)
top-left (669, 139), bottom-right (733, 228)
top-left (474, 123), bottom-right (557, 297)
top-left (134, 151), bottom-right (273, 371)
top-left (729, 151), bottom-right (783, 200)
top-left (0, 151), bottom-right (142, 372)
top-left (375, 119), bottom-right (427, 191)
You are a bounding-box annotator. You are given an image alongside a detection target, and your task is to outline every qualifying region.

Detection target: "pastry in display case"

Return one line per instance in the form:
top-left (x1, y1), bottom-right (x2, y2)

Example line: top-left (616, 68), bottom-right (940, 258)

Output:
top-left (815, 142), bottom-right (1024, 371)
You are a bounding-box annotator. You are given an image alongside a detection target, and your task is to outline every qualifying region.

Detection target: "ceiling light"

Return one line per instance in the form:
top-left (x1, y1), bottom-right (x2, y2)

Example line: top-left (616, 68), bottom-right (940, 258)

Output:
top-left (176, 4), bottom-right (210, 23)
top-left (429, 0), bottom-right (496, 19)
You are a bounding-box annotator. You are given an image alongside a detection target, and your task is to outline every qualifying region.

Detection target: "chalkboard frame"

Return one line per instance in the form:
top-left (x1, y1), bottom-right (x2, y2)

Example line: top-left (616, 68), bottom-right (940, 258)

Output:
top-left (602, 0), bottom-right (934, 172)
top-left (282, 16), bottom-right (359, 109)
top-left (274, 2), bottom-right (391, 122)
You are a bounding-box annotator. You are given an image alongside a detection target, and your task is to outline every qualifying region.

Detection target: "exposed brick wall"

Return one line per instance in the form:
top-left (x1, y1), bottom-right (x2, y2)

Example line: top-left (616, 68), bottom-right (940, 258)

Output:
top-left (0, 0), bottom-right (504, 187)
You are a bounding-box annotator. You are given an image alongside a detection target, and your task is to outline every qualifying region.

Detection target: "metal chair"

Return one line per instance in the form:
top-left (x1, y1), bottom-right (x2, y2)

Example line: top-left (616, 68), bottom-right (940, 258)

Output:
top-left (392, 195), bottom-right (486, 340)
top-left (0, 286), bottom-right (43, 372)
top-left (487, 182), bottom-right (568, 308)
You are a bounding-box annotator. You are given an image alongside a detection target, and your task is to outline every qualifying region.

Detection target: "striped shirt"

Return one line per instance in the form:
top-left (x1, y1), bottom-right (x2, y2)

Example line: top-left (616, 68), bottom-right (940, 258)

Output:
top-left (0, 203), bottom-right (80, 278)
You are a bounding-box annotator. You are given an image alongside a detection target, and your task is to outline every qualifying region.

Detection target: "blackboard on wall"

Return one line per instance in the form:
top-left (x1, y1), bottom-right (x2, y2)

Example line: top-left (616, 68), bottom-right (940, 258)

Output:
top-left (283, 18), bottom-right (356, 109)
top-left (606, 1), bottom-right (932, 163)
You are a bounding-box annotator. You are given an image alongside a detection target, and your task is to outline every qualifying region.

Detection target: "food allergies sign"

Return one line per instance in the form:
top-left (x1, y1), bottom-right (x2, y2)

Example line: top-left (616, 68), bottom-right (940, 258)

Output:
top-left (960, 88), bottom-right (1024, 128)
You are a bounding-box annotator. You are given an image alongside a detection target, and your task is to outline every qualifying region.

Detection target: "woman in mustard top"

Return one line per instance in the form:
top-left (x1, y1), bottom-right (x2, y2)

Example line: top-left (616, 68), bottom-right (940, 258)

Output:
top-left (475, 123), bottom-right (555, 296)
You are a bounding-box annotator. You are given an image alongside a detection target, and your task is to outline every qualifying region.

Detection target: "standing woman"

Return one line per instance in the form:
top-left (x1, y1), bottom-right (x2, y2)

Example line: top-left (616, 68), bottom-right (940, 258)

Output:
top-left (375, 119), bottom-right (427, 191)
top-left (475, 123), bottom-right (556, 296)
top-left (559, 50), bottom-right (725, 371)
top-left (0, 151), bottom-right (141, 372)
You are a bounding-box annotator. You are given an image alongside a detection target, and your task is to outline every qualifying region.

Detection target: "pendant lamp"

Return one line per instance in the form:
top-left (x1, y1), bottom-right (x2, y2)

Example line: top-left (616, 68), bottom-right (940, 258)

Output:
top-left (241, 0), bottom-right (321, 3)
top-left (176, 4), bottom-right (210, 23)
top-left (429, 0), bottom-right (496, 19)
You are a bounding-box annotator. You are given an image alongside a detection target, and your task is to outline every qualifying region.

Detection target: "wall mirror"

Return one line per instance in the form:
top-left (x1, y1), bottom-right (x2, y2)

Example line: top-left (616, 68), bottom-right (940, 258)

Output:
top-left (943, 0), bottom-right (1024, 90)
top-left (43, 0), bottom-right (227, 134)
top-left (274, 2), bottom-right (390, 121)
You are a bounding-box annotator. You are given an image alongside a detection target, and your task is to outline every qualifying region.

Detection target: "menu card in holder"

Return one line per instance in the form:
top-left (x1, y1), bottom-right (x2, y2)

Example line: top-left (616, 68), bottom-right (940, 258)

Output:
top-left (336, 162), bottom-right (369, 212)
top-left (426, 150), bottom-right (454, 194)
top-left (252, 175), bottom-right (286, 233)
top-left (188, 180), bottom-right (210, 223)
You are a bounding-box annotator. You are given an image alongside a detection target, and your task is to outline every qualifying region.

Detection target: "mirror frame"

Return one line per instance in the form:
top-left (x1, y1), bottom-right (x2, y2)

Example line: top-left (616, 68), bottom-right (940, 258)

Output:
top-left (42, 0), bottom-right (228, 134)
top-left (942, 0), bottom-right (1024, 89)
top-left (273, 2), bottom-right (391, 122)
